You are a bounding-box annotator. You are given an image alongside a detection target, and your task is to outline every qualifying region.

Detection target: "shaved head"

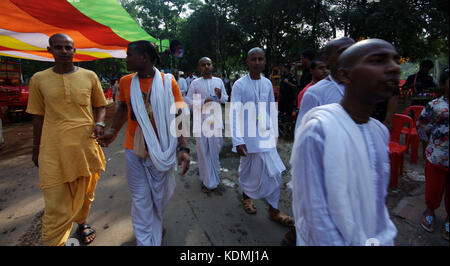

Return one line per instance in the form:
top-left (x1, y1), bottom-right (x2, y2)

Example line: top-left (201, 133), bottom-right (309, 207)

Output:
top-left (198, 57), bottom-right (213, 78)
top-left (338, 39), bottom-right (397, 70)
top-left (49, 33), bottom-right (73, 46)
top-left (322, 37), bottom-right (355, 56)
top-left (338, 38), bottom-right (401, 106)
top-left (198, 57), bottom-right (212, 64)
top-left (320, 37), bottom-right (355, 78)
top-left (247, 47), bottom-right (265, 58)
top-left (246, 47), bottom-right (266, 77)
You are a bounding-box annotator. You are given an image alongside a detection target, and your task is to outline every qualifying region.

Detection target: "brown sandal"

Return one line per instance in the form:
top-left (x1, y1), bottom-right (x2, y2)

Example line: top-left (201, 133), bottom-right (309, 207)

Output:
top-left (201, 184), bottom-right (213, 193)
top-left (269, 211), bottom-right (294, 227)
top-left (242, 198), bottom-right (256, 214)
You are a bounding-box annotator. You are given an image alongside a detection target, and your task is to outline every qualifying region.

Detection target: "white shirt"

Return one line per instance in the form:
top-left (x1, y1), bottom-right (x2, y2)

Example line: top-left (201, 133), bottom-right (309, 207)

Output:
top-left (177, 77), bottom-right (188, 96)
top-left (295, 75), bottom-right (345, 131)
top-left (186, 75), bottom-right (197, 88)
top-left (230, 75), bottom-right (278, 153)
top-left (185, 77), bottom-right (228, 106)
top-left (291, 103), bottom-right (397, 246)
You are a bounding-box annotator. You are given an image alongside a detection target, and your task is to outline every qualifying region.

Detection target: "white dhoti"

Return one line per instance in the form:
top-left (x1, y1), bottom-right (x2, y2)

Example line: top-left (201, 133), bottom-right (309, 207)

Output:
top-left (196, 135), bottom-right (222, 189)
top-left (238, 149), bottom-right (286, 209)
top-left (125, 149), bottom-right (176, 246)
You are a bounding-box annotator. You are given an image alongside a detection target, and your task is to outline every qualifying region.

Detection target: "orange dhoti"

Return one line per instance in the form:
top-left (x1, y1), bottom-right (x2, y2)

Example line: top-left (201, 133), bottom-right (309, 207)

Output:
top-left (41, 172), bottom-right (100, 246)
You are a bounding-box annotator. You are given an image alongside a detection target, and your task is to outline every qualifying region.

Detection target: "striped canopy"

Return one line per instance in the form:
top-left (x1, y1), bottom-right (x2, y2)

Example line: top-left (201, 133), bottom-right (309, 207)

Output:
top-left (0, 0), bottom-right (169, 61)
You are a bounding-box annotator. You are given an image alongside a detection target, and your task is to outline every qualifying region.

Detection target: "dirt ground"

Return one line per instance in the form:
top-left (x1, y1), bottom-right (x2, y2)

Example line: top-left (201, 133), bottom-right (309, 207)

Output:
top-left (0, 100), bottom-right (448, 246)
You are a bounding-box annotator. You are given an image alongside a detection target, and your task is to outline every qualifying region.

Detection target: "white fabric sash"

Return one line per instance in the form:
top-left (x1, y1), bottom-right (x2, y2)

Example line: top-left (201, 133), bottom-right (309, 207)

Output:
top-left (298, 103), bottom-right (377, 245)
top-left (130, 68), bottom-right (178, 173)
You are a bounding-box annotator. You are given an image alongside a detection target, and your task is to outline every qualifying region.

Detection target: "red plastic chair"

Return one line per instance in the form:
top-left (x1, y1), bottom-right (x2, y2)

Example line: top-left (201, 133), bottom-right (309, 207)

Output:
top-left (389, 114), bottom-right (413, 188)
top-left (422, 141), bottom-right (428, 159)
top-left (401, 105), bottom-right (424, 164)
top-left (104, 88), bottom-right (112, 100)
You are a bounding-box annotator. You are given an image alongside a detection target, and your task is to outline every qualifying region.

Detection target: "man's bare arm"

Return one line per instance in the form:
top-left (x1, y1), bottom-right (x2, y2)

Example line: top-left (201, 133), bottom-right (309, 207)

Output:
top-left (176, 108), bottom-right (190, 175)
top-left (93, 106), bottom-right (106, 124)
top-left (93, 106), bottom-right (106, 138)
top-left (97, 101), bottom-right (127, 147)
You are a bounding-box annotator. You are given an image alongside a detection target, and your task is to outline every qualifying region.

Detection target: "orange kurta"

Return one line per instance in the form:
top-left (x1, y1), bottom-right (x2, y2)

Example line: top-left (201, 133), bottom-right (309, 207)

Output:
top-left (26, 67), bottom-right (108, 189)
top-left (118, 73), bottom-right (184, 150)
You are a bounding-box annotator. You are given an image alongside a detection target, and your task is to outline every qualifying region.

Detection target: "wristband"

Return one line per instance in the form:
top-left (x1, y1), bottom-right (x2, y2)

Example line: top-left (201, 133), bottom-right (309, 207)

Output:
top-left (96, 121), bottom-right (106, 128)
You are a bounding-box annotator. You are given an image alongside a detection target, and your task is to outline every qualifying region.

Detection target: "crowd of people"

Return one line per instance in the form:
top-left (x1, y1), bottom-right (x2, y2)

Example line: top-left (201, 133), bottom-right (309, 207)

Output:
top-left (22, 32), bottom-right (448, 246)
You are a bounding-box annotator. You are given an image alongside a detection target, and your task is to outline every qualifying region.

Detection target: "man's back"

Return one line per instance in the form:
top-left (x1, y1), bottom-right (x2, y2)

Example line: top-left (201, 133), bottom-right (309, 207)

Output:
top-left (295, 77), bottom-right (345, 130)
top-left (404, 72), bottom-right (437, 94)
top-left (297, 68), bottom-right (312, 94)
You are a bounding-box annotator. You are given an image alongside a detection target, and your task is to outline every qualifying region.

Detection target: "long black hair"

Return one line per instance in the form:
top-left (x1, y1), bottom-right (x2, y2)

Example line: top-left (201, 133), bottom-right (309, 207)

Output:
top-left (128, 40), bottom-right (162, 66)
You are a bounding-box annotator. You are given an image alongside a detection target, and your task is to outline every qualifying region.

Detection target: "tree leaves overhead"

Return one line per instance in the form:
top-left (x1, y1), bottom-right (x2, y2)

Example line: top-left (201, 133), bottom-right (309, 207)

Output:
top-left (120, 0), bottom-right (448, 74)
top-left (342, 0), bottom-right (448, 61)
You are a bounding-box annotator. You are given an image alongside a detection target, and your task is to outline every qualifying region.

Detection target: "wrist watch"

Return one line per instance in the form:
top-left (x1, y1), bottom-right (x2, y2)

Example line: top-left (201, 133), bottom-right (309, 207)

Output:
top-left (96, 121), bottom-right (106, 128)
top-left (178, 146), bottom-right (190, 154)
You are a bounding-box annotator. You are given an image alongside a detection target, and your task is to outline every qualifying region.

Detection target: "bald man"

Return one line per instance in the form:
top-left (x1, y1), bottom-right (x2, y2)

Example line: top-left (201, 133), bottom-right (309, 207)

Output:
top-left (26, 33), bottom-right (108, 245)
top-left (230, 48), bottom-right (294, 226)
top-left (290, 39), bottom-right (400, 245)
top-left (295, 37), bottom-right (355, 132)
top-left (185, 57), bottom-right (228, 192)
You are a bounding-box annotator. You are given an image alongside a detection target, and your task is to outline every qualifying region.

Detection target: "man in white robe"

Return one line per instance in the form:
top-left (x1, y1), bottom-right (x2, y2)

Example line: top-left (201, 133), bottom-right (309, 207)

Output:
top-left (185, 57), bottom-right (228, 192)
top-left (291, 39), bottom-right (400, 246)
top-left (186, 72), bottom-right (198, 88)
top-left (283, 38), bottom-right (356, 246)
top-left (99, 41), bottom-right (190, 246)
top-left (295, 37), bottom-right (355, 132)
top-left (230, 47), bottom-right (293, 226)
top-left (172, 69), bottom-right (188, 97)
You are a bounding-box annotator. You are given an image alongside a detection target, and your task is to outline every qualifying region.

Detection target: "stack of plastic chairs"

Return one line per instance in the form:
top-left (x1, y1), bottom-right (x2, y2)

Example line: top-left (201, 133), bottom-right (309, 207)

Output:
top-left (402, 105), bottom-right (424, 164)
top-left (389, 114), bottom-right (413, 188)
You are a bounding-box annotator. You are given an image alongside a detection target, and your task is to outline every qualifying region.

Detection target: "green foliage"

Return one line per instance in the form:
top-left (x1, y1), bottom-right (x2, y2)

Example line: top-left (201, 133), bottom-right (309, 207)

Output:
top-left (7, 0), bottom-right (448, 80)
top-left (342, 0), bottom-right (449, 62)
top-left (0, 56), bottom-right (128, 84)
top-left (77, 58), bottom-right (128, 78)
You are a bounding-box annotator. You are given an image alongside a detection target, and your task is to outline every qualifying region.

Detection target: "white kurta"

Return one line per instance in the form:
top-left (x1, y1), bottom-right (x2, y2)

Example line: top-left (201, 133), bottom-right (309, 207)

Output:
top-left (230, 75), bottom-right (286, 207)
top-left (177, 77), bottom-right (188, 97)
top-left (295, 75), bottom-right (345, 132)
top-left (186, 75), bottom-right (197, 88)
top-left (230, 75), bottom-right (278, 153)
top-left (291, 103), bottom-right (397, 246)
top-left (185, 77), bottom-right (228, 189)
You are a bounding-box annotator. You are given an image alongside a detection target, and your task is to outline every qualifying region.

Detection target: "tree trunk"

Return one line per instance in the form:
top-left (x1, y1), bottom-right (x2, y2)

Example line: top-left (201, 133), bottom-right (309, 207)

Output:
top-left (344, 0), bottom-right (352, 37)
top-left (214, 0), bottom-right (221, 76)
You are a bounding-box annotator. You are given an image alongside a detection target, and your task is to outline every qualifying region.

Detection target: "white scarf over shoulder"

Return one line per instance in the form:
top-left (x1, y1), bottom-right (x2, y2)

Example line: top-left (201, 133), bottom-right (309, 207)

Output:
top-left (297, 103), bottom-right (377, 245)
top-left (130, 68), bottom-right (178, 172)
